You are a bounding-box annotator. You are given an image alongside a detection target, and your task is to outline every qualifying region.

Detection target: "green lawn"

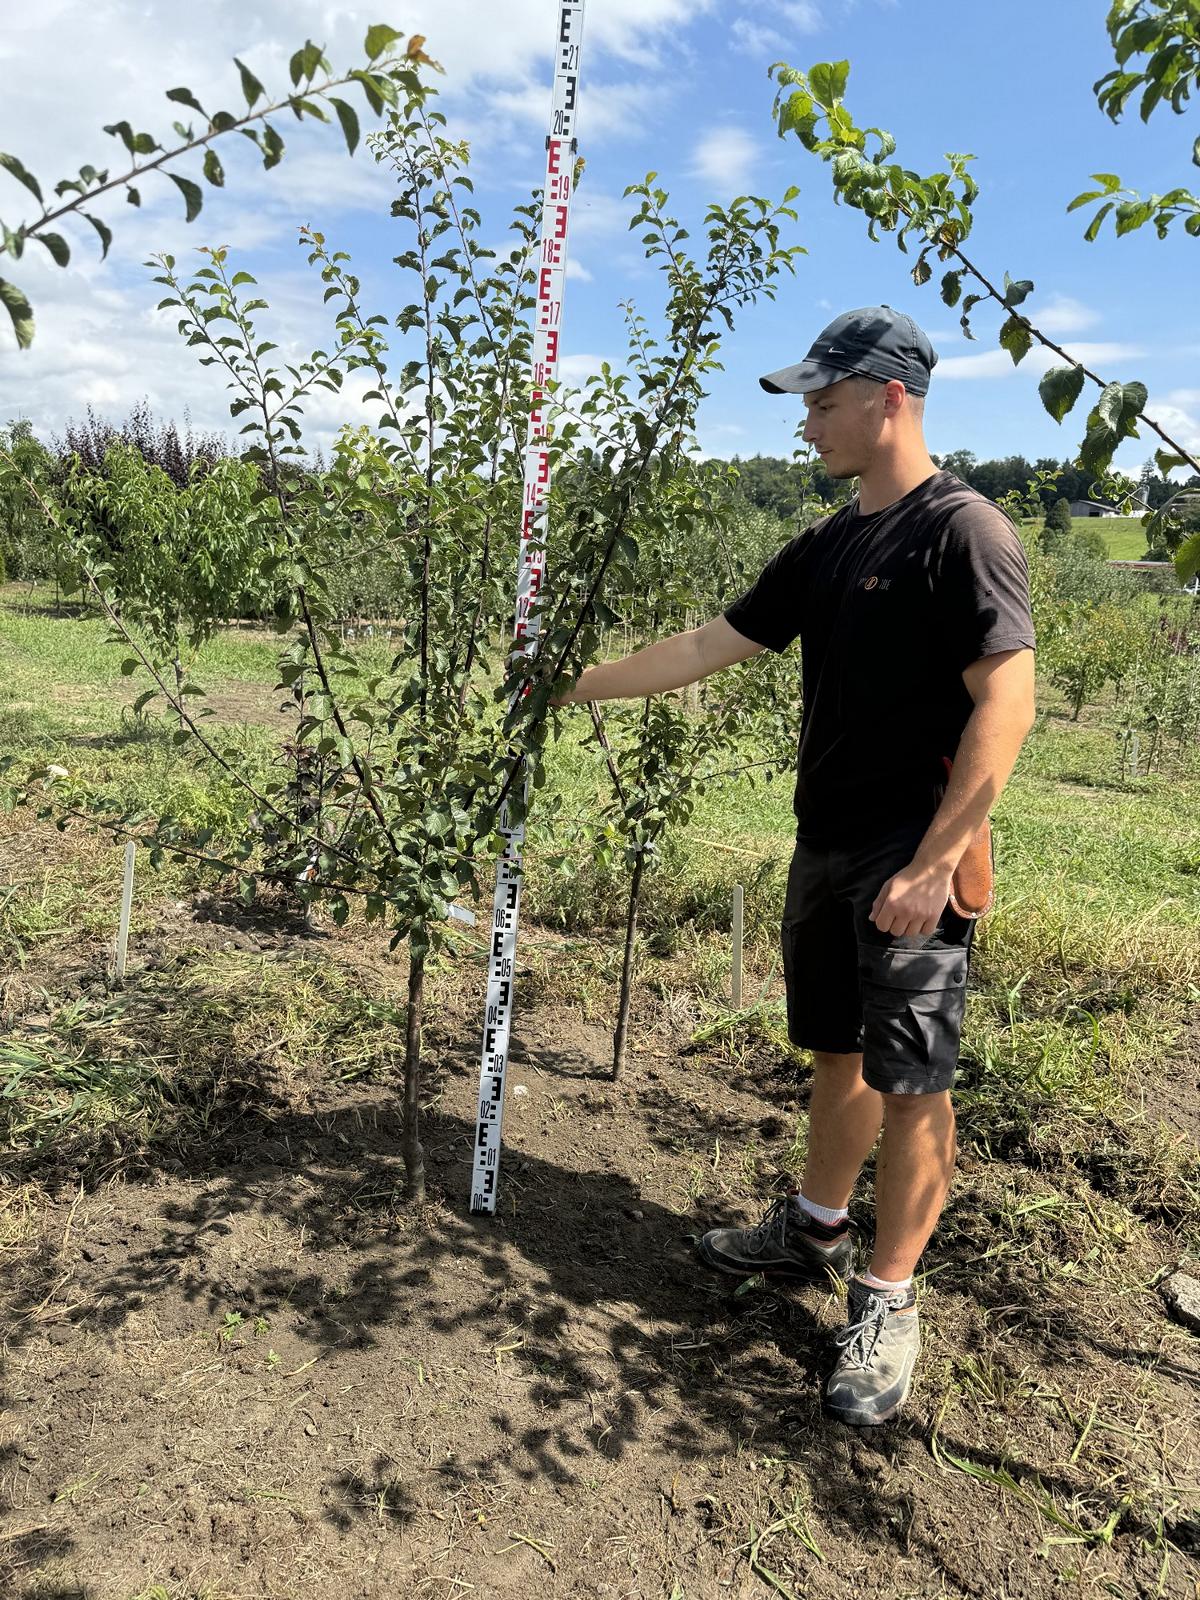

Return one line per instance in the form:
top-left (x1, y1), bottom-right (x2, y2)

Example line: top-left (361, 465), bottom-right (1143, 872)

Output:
top-left (1077, 514), bottom-right (1151, 560)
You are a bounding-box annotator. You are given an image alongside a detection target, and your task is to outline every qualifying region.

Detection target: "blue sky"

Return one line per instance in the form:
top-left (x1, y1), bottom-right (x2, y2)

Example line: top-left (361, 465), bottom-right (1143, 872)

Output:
top-left (2, 0), bottom-right (1197, 475)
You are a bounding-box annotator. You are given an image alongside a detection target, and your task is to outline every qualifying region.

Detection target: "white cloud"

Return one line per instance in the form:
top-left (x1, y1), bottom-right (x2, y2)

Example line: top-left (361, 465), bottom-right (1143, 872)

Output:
top-left (486, 78), bottom-right (654, 142)
top-left (570, 188), bottom-right (638, 240)
top-left (690, 127), bottom-right (759, 189)
top-left (732, 0), bottom-right (824, 53)
top-left (731, 19), bottom-right (789, 55)
top-left (1144, 399), bottom-right (1200, 459)
top-left (1027, 295), bottom-right (1101, 336)
top-left (2, 0), bottom-right (722, 443)
top-left (778, 1), bottom-right (825, 30)
top-left (565, 258), bottom-right (593, 282)
top-left (935, 341), bottom-right (1146, 381)
top-left (557, 352), bottom-right (612, 388)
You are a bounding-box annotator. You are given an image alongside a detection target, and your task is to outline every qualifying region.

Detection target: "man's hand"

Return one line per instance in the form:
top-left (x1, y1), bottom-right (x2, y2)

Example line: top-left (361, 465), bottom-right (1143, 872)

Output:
top-left (870, 858), bottom-right (956, 939)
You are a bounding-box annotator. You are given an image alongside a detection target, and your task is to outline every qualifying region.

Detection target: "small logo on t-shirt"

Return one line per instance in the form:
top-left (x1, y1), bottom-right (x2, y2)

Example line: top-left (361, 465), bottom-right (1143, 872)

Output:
top-left (863, 575), bottom-right (891, 591)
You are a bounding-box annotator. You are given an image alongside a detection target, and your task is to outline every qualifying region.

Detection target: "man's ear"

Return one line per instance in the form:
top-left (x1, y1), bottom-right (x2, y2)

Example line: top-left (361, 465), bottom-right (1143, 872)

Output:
top-left (882, 379), bottom-right (908, 416)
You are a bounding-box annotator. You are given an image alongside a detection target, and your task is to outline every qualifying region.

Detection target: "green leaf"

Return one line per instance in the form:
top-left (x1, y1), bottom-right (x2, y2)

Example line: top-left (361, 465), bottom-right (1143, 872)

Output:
top-left (350, 70), bottom-right (385, 117)
top-left (1066, 188), bottom-right (1106, 214)
top-left (329, 97), bottom-right (360, 155)
top-left (36, 232), bottom-right (70, 267)
top-left (103, 120), bottom-right (136, 154)
top-left (1084, 201), bottom-right (1114, 242)
top-left (911, 254), bottom-right (932, 287)
top-left (103, 121), bottom-right (156, 156)
top-left (1193, 133), bottom-right (1200, 169)
top-left (998, 314), bottom-right (1031, 365)
top-left (365, 23), bottom-right (404, 60)
top-left (1176, 532), bottom-right (1200, 587)
top-left (0, 276), bottom-right (34, 349)
top-left (0, 152), bottom-right (43, 204)
top-left (1038, 364), bottom-right (1085, 424)
top-left (169, 173), bottom-right (203, 221)
top-left (1154, 448), bottom-right (1191, 475)
top-left (1001, 272), bottom-right (1033, 308)
top-left (809, 59), bottom-right (850, 106)
top-left (166, 86), bottom-right (206, 116)
top-left (1080, 381), bottom-right (1145, 477)
top-left (260, 124), bottom-right (285, 170)
top-left (1078, 412), bottom-right (1117, 480)
top-left (1120, 379), bottom-right (1147, 418)
top-left (1114, 198), bottom-right (1153, 235)
top-left (82, 212), bottom-right (112, 259)
top-left (203, 148), bottom-right (224, 187)
top-left (289, 41), bottom-right (324, 86)
top-left (1096, 380), bottom-right (1125, 430)
top-left (234, 58), bottom-right (265, 109)
top-left (940, 270), bottom-right (962, 307)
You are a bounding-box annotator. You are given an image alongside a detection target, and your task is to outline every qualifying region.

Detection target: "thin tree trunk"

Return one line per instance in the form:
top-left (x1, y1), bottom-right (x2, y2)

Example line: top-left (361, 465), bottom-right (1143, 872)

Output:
top-left (612, 852), bottom-right (645, 1080)
top-left (404, 946), bottom-right (427, 1202)
top-left (173, 654), bottom-right (186, 732)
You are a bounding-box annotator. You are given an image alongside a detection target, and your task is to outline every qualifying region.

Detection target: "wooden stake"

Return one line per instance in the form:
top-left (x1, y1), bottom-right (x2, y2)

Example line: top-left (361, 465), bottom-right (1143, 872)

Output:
top-left (114, 840), bottom-right (135, 983)
top-left (731, 883), bottom-right (744, 1009)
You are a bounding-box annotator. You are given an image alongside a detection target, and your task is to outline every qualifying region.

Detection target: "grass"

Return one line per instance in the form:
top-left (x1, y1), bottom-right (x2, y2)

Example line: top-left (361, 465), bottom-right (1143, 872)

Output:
top-left (1081, 515), bottom-right (1154, 562)
top-left (0, 948), bottom-right (410, 1176)
top-left (0, 585), bottom-right (286, 685)
top-left (2, 586), bottom-right (1199, 1242)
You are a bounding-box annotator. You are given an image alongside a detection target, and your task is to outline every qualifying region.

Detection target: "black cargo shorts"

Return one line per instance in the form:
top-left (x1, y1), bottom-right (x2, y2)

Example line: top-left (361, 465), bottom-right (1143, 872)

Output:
top-left (780, 816), bottom-right (976, 1094)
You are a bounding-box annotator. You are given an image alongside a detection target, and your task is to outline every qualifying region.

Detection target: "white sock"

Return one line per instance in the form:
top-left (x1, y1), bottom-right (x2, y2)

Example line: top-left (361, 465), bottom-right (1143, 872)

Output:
top-left (858, 1269), bottom-right (913, 1295)
top-left (791, 1191), bottom-right (849, 1227)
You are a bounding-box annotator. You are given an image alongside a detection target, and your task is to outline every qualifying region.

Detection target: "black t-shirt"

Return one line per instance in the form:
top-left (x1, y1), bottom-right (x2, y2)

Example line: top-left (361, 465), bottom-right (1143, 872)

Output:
top-left (723, 470), bottom-right (1036, 841)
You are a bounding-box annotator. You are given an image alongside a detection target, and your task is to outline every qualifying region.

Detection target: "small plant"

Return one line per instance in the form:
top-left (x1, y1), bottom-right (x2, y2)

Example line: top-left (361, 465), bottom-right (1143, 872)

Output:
top-left (216, 1310), bottom-right (244, 1347)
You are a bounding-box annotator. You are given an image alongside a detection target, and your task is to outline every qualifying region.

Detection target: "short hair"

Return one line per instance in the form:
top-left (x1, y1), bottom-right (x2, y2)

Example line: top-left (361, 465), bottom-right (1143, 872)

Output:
top-left (849, 373), bottom-right (925, 420)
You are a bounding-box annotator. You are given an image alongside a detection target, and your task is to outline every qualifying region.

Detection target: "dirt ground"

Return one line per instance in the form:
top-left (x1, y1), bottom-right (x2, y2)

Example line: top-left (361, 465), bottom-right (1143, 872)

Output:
top-left (2, 841), bottom-right (1199, 1599)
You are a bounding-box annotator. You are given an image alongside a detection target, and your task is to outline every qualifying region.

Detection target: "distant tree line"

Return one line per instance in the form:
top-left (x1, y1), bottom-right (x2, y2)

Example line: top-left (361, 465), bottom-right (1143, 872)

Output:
top-left (713, 448), bottom-right (1200, 523)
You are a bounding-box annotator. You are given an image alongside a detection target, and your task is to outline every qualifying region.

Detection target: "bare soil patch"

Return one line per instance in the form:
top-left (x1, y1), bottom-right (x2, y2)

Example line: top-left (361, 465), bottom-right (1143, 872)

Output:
top-left (2, 833), bottom-right (1199, 1599)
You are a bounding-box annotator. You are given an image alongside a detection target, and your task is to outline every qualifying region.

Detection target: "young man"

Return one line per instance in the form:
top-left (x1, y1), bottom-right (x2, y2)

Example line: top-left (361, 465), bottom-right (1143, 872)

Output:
top-left (554, 306), bottom-right (1036, 1427)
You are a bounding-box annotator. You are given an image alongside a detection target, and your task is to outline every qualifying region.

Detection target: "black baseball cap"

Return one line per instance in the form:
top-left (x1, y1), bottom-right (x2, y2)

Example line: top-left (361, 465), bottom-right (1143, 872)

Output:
top-left (759, 305), bottom-right (938, 398)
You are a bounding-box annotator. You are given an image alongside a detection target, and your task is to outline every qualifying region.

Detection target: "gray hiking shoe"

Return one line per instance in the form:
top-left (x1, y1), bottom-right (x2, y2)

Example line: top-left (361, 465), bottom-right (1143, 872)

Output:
top-left (696, 1193), bottom-right (854, 1284)
top-left (824, 1277), bottom-right (921, 1427)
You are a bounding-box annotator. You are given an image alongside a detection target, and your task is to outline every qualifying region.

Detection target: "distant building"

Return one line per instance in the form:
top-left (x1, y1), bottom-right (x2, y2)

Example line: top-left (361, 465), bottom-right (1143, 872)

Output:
top-left (1069, 499), bottom-right (1119, 517)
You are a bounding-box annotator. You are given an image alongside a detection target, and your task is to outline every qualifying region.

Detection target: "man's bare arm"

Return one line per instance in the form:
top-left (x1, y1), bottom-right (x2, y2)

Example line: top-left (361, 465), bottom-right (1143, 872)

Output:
top-left (554, 616), bottom-right (764, 705)
top-left (913, 648), bottom-right (1037, 873)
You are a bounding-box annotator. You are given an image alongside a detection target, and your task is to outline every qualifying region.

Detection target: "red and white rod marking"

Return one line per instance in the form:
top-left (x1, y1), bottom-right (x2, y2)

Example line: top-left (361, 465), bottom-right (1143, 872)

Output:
top-left (471, 0), bottom-right (585, 1214)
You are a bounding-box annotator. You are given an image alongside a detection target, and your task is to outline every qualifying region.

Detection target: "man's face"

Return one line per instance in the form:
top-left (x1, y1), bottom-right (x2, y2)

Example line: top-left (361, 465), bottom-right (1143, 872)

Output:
top-left (800, 376), bottom-right (882, 479)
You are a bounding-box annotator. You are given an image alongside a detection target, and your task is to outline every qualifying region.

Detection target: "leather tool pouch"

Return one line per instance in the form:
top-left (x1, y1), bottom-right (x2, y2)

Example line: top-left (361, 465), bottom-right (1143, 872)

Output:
top-left (940, 755), bottom-right (995, 920)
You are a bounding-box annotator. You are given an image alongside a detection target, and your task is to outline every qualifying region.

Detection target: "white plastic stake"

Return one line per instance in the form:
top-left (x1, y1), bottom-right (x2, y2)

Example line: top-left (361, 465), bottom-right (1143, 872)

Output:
top-left (732, 883), bottom-right (744, 1010)
top-left (114, 840), bottom-right (135, 982)
top-left (470, 0), bottom-right (586, 1216)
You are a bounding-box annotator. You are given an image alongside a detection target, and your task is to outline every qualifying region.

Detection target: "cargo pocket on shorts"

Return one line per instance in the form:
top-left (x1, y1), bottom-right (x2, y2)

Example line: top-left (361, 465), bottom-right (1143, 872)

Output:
top-left (858, 942), bottom-right (969, 1092)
